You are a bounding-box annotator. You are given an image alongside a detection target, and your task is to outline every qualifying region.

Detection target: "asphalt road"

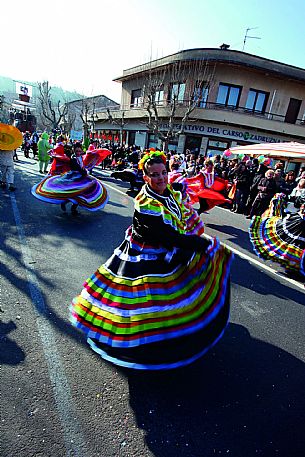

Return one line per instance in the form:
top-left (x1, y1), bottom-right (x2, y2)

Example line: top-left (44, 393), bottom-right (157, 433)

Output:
top-left (1, 156), bottom-right (305, 457)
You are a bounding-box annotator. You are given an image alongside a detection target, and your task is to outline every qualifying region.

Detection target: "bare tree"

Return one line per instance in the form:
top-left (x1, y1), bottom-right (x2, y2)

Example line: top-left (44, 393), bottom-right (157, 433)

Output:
top-left (0, 94), bottom-right (10, 123)
top-left (37, 81), bottom-right (68, 131)
top-left (77, 98), bottom-right (103, 148)
top-left (106, 108), bottom-right (127, 145)
top-left (61, 110), bottom-right (77, 134)
top-left (140, 58), bottom-right (215, 151)
top-left (79, 98), bottom-right (94, 148)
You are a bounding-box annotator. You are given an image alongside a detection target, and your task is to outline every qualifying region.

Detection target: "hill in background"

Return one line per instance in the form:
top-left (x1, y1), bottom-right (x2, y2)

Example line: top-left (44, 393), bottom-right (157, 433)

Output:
top-left (0, 75), bottom-right (83, 103)
top-left (0, 75), bottom-right (120, 132)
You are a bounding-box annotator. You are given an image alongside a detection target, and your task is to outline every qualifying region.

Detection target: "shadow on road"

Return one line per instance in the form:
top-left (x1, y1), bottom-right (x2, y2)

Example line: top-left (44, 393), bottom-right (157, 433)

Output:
top-left (0, 320), bottom-right (25, 364)
top-left (232, 256), bottom-right (305, 306)
top-left (205, 222), bottom-right (252, 251)
top-left (0, 167), bottom-right (135, 362)
top-left (126, 322), bottom-right (305, 457)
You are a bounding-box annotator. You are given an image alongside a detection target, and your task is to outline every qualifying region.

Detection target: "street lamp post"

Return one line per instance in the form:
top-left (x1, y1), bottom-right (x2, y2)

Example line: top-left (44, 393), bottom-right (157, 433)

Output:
top-left (90, 102), bottom-right (97, 140)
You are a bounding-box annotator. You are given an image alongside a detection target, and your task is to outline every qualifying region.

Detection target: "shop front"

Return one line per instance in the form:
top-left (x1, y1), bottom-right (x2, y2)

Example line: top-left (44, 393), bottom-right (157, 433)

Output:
top-left (184, 135), bottom-right (202, 156)
top-left (206, 139), bottom-right (230, 157)
top-left (96, 119), bottom-right (304, 162)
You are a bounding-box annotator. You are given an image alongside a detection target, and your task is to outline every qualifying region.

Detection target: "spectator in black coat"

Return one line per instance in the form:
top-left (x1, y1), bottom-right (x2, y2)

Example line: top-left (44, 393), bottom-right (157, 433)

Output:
top-left (282, 170), bottom-right (297, 197)
top-left (274, 168), bottom-right (286, 193)
top-left (213, 154), bottom-right (222, 177)
top-left (245, 163), bottom-right (268, 216)
top-left (231, 163), bottom-right (251, 214)
top-left (248, 169), bottom-right (277, 218)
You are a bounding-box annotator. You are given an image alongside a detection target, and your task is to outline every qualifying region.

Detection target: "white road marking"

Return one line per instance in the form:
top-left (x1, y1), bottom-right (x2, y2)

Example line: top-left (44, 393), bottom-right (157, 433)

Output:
top-left (224, 240), bottom-right (304, 292)
top-left (238, 301), bottom-right (270, 317)
top-left (15, 163), bottom-right (39, 175)
top-left (104, 181), bottom-right (130, 196)
top-left (10, 193), bottom-right (89, 457)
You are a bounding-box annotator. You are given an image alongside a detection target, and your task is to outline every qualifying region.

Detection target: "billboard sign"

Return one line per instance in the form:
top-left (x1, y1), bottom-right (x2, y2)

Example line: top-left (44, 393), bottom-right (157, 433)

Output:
top-left (15, 82), bottom-right (33, 97)
top-left (70, 130), bottom-right (83, 141)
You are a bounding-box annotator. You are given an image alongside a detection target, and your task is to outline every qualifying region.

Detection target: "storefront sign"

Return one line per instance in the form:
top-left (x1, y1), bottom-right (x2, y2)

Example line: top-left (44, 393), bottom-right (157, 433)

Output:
top-left (159, 122), bottom-right (286, 143)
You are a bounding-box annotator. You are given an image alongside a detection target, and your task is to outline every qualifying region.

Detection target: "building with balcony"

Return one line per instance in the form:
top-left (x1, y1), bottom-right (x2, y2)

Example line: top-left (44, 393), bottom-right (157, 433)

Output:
top-left (94, 46), bottom-right (305, 165)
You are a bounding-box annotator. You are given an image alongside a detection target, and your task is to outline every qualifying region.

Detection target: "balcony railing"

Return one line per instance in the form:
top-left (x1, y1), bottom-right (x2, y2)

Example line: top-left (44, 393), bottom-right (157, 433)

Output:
top-left (204, 102), bottom-right (305, 125)
top-left (101, 100), bottom-right (305, 127)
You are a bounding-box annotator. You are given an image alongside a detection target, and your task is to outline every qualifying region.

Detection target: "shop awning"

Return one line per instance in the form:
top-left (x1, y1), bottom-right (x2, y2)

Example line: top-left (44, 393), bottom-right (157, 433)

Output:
top-left (224, 141), bottom-right (305, 162)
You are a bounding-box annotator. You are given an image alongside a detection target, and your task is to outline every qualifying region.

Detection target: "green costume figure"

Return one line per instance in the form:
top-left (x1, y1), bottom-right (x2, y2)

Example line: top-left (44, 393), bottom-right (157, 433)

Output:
top-left (83, 137), bottom-right (90, 152)
top-left (38, 132), bottom-right (53, 174)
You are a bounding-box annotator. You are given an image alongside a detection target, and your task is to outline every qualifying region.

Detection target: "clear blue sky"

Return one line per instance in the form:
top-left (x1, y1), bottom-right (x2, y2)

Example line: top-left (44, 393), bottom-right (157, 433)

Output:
top-left (1, 0), bottom-right (304, 102)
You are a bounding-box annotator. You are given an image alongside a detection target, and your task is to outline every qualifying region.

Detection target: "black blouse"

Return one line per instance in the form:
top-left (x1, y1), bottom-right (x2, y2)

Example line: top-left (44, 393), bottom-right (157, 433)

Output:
top-left (132, 185), bottom-right (209, 252)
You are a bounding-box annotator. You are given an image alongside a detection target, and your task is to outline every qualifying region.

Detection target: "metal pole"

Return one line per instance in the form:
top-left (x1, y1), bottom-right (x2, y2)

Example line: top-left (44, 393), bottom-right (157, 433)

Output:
top-left (268, 90), bottom-right (277, 119)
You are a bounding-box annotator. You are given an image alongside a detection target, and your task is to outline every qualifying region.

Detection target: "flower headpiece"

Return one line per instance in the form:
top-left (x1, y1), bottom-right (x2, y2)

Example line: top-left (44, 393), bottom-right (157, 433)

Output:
top-left (138, 150), bottom-right (167, 171)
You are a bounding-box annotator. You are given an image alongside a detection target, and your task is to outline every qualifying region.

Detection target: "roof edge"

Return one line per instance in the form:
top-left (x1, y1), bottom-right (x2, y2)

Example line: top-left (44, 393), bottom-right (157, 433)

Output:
top-left (113, 48), bottom-right (305, 83)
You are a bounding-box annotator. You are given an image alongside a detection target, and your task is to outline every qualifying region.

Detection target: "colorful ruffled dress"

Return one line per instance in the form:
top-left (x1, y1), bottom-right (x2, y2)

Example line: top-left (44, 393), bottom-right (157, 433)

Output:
top-left (169, 171), bottom-right (229, 211)
top-left (48, 143), bottom-right (71, 176)
top-left (31, 149), bottom-right (110, 211)
top-left (71, 183), bottom-right (233, 370)
top-left (249, 193), bottom-right (305, 276)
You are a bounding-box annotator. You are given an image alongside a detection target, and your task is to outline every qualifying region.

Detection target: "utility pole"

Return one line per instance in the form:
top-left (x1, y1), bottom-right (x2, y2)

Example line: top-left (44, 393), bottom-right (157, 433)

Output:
top-left (242, 27), bottom-right (261, 52)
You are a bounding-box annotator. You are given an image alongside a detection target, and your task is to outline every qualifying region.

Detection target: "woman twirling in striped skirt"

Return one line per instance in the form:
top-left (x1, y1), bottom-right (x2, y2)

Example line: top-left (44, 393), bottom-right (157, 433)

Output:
top-left (249, 193), bottom-right (305, 277)
top-left (71, 151), bottom-right (233, 370)
top-left (31, 143), bottom-right (110, 215)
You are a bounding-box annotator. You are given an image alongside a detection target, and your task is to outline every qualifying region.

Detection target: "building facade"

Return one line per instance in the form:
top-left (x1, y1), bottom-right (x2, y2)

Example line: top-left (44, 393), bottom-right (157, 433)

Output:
top-left (94, 47), bottom-right (305, 165)
top-left (64, 94), bottom-right (119, 134)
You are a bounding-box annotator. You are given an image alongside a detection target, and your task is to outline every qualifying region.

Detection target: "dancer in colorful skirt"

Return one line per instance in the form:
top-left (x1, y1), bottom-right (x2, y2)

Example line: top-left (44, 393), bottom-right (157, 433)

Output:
top-left (31, 142), bottom-right (110, 215)
top-left (249, 193), bottom-right (305, 277)
top-left (169, 158), bottom-right (229, 214)
top-left (71, 151), bottom-right (233, 370)
top-left (48, 136), bottom-right (71, 176)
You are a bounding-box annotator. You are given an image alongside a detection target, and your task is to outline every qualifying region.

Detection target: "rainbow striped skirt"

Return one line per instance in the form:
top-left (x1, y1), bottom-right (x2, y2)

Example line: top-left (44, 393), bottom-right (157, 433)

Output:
top-left (249, 212), bottom-right (305, 275)
top-left (31, 171), bottom-right (109, 211)
top-left (71, 229), bottom-right (233, 370)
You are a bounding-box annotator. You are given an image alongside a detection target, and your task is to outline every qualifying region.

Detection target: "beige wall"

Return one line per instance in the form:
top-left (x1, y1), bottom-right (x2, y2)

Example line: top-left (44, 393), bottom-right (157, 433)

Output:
top-left (211, 63), bottom-right (305, 118)
top-left (119, 61), bottom-right (305, 121)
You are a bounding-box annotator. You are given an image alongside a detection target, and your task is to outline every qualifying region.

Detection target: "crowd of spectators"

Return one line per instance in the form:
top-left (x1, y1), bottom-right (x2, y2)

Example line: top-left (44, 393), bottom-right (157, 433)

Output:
top-left (16, 131), bottom-right (305, 216)
top-left (104, 144), bottom-right (305, 217)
